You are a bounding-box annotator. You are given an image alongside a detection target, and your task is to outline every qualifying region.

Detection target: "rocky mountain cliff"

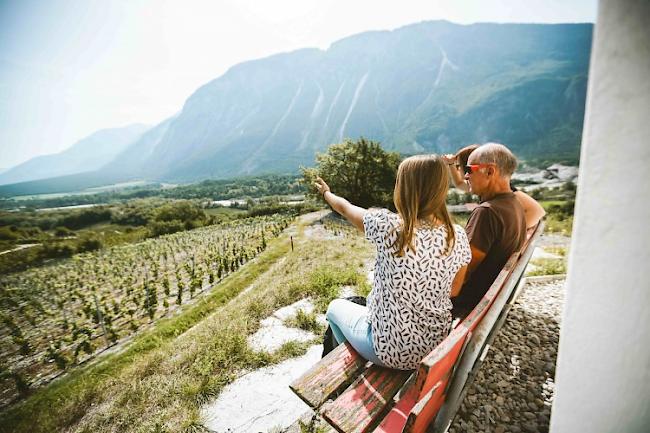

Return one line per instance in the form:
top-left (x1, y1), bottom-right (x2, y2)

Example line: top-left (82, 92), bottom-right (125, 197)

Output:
top-left (121, 21), bottom-right (590, 182)
top-left (1, 20), bottom-right (592, 194)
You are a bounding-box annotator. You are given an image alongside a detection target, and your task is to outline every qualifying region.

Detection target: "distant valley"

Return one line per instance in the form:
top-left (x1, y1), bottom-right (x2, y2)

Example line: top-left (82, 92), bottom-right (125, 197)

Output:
top-left (0, 124), bottom-right (148, 186)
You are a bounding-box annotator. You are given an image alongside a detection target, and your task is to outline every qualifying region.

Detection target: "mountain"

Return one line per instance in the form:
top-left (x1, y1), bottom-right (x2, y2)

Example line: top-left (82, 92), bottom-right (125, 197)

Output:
top-left (129, 21), bottom-right (591, 182)
top-left (0, 21), bottom-right (592, 195)
top-left (0, 124), bottom-right (149, 185)
top-left (100, 118), bottom-right (174, 179)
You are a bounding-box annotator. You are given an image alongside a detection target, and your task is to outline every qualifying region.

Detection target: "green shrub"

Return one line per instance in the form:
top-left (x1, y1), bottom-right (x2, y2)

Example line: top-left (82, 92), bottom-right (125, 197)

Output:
top-left (54, 226), bottom-right (73, 237)
top-left (301, 137), bottom-right (401, 209)
top-left (76, 236), bottom-right (103, 253)
top-left (58, 207), bottom-right (112, 230)
top-left (147, 220), bottom-right (185, 237)
top-left (40, 241), bottom-right (75, 258)
top-left (111, 205), bottom-right (152, 226)
top-left (154, 201), bottom-right (205, 223)
top-left (0, 226), bottom-right (19, 240)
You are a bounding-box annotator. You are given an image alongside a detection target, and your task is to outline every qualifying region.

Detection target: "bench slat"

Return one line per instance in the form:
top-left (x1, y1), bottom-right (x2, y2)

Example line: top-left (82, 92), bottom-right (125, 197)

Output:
top-left (371, 383), bottom-right (419, 433)
top-left (321, 366), bottom-right (412, 433)
top-left (289, 342), bottom-right (368, 409)
top-left (284, 411), bottom-right (339, 433)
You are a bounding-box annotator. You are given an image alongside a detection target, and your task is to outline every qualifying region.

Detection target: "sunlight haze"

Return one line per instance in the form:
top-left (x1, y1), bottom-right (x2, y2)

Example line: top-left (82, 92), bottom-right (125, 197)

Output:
top-left (0, 0), bottom-right (596, 169)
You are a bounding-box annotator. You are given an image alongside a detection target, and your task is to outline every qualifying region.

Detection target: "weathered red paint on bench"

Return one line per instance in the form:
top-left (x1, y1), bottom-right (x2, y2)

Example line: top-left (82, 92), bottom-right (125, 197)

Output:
top-left (374, 325), bottom-right (471, 433)
top-left (289, 341), bottom-right (367, 408)
top-left (289, 221), bottom-right (544, 433)
top-left (321, 366), bottom-right (411, 433)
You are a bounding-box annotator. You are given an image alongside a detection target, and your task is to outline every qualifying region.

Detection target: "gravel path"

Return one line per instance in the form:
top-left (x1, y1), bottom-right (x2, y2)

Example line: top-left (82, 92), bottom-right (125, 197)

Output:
top-left (448, 277), bottom-right (565, 433)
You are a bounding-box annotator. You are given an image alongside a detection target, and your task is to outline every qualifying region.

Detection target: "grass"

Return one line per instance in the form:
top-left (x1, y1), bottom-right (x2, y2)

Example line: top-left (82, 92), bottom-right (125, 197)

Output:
top-left (285, 309), bottom-right (325, 334)
top-left (527, 258), bottom-right (567, 276)
top-left (0, 212), bottom-right (373, 433)
top-left (543, 246), bottom-right (567, 257)
top-left (544, 214), bottom-right (573, 235)
top-left (203, 207), bottom-right (247, 217)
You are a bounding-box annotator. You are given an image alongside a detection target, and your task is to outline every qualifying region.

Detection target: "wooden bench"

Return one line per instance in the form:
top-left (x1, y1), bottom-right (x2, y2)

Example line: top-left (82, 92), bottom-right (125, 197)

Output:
top-left (288, 221), bottom-right (544, 433)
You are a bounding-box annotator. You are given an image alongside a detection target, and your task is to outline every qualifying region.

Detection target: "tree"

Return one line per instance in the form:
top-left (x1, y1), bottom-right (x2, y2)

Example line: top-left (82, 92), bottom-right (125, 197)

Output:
top-left (301, 137), bottom-right (401, 209)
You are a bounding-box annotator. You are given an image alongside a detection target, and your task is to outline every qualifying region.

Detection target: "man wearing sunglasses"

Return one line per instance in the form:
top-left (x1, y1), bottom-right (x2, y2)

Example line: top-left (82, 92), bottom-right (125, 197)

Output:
top-left (451, 143), bottom-right (527, 318)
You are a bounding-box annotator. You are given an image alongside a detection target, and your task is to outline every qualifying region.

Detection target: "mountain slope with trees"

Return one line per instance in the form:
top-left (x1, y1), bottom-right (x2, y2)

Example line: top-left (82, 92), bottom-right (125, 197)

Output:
top-left (124, 21), bottom-right (590, 182)
top-left (1, 21), bottom-right (591, 195)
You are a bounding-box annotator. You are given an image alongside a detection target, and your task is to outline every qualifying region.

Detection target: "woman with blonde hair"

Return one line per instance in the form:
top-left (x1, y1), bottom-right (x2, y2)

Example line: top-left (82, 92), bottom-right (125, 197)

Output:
top-left (315, 154), bottom-right (471, 370)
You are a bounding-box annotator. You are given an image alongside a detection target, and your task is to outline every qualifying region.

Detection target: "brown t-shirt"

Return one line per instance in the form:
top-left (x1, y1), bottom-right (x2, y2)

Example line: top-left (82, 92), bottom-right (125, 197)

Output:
top-left (453, 192), bottom-right (526, 312)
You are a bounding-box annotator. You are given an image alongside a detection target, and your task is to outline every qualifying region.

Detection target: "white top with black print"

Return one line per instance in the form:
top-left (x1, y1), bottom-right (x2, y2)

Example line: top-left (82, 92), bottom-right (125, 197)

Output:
top-left (363, 209), bottom-right (471, 370)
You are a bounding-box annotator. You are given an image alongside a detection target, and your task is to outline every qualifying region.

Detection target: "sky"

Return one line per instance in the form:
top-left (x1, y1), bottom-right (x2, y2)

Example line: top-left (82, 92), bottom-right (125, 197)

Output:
top-left (0, 0), bottom-right (597, 169)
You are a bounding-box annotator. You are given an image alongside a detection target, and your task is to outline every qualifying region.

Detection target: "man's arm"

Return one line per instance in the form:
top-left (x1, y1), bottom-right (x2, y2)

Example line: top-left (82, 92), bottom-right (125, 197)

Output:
top-left (513, 190), bottom-right (546, 230)
top-left (465, 245), bottom-right (487, 282)
top-left (451, 265), bottom-right (468, 297)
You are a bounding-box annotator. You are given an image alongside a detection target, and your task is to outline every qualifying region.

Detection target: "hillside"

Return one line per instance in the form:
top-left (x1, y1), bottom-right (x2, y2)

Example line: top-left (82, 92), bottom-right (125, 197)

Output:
top-left (127, 21), bottom-right (590, 182)
top-left (0, 124), bottom-right (149, 185)
top-left (0, 20), bottom-right (592, 195)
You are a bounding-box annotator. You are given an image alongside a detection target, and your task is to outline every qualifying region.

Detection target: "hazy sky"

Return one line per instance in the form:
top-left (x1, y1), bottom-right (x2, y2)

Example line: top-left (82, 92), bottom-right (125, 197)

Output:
top-left (0, 0), bottom-right (597, 169)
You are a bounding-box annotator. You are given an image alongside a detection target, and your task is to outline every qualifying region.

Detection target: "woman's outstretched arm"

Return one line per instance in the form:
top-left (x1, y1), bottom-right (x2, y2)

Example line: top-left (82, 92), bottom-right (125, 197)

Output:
top-left (314, 177), bottom-right (366, 232)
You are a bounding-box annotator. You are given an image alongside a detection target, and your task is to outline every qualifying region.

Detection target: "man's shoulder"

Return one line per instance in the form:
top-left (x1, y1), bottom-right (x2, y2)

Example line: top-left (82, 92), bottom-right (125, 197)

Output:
top-left (469, 201), bottom-right (498, 219)
top-left (479, 193), bottom-right (519, 213)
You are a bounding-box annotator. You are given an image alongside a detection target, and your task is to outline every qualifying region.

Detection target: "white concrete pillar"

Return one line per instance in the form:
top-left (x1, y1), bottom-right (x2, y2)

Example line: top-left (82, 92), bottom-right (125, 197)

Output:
top-left (551, 1), bottom-right (650, 432)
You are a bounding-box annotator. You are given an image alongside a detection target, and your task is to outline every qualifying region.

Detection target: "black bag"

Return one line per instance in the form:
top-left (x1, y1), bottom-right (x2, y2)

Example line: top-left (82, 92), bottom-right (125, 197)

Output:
top-left (321, 296), bottom-right (367, 358)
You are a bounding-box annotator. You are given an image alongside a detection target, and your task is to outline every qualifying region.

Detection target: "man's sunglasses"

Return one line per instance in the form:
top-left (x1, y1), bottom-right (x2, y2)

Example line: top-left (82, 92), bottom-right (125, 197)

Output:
top-left (463, 163), bottom-right (494, 175)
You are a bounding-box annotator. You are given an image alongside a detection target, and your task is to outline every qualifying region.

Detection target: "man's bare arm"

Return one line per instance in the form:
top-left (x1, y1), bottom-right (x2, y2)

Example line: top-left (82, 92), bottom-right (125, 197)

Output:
top-left (450, 265), bottom-right (468, 297)
top-left (465, 245), bottom-right (487, 282)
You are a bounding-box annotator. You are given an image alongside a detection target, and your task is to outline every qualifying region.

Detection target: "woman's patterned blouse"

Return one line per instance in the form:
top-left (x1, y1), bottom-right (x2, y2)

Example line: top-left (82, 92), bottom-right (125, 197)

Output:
top-left (364, 209), bottom-right (471, 370)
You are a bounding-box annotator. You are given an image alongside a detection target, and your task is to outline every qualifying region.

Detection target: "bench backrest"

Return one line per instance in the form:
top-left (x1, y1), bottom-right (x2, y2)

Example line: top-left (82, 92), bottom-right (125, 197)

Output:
top-left (374, 221), bottom-right (544, 433)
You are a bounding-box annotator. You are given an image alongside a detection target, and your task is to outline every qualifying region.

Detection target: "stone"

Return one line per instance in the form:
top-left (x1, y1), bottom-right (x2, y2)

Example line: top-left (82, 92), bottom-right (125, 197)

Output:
top-left (523, 422), bottom-right (538, 433)
top-left (201, 345), bottom-right (322, 432)
top-left (545, 362), bottom-right (556, 374)
top-left (447, 277), bottom-right (564, 433)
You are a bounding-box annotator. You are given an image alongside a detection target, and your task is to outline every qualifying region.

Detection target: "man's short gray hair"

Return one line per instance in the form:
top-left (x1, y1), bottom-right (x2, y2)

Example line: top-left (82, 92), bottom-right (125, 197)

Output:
top-left (472, 143), bottom-right (518, 176)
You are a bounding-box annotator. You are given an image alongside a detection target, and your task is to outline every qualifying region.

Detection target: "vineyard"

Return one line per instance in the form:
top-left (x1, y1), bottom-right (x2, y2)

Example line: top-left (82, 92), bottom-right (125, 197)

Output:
top-left (0, 214), bottom-right (291, 407)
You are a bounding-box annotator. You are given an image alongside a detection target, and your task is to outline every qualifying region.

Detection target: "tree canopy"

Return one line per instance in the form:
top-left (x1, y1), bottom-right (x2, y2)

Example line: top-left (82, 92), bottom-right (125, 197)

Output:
top-left (301, 137), bottom-right (401, 209)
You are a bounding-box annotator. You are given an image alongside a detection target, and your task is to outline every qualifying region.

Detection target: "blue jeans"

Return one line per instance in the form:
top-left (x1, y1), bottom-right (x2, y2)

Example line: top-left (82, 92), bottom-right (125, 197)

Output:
top-left (325, 298), bottom-right (386, 367)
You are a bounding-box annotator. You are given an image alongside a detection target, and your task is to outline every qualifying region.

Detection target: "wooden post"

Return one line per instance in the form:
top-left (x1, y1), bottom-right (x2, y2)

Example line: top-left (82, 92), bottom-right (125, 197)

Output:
top-left (290, 236), bottom-right (294, 252)
top-left (93, 294), bottom-right (110, 348)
